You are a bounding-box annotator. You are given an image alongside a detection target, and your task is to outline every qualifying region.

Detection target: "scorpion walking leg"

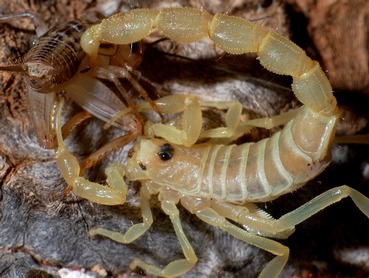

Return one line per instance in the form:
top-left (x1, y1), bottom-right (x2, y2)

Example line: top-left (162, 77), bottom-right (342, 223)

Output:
top-left (130, 199), bottom-right (197, 277)
top-left (138, 95), bottom-right (244, 145)
top-left (89, 184), bottom-right (153, 243)
top-left (274, 185), bottom-right (369, 229)
top-left (210, 186), bottom-right (369, 239)
top-left (210, 201), bottom-right (295, 239)
top-left (238, 108), bottom-right (300, 130)
top-left (198, 102), bottom-right (300, 141)
top-left (141, 95), bottom-right (299, 146)
top-left (193, 205), bottom-right (289, 278)
top-left (144, 95), bottom-right (202, 147)
top-left (197, 100), bottom-right (243, 140)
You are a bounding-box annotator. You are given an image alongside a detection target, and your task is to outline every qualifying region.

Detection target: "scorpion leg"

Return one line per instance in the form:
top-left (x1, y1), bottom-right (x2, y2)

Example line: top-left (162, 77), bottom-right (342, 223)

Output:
top-left (273, 185), bottom-right (369, 229)
top-left (144, 95), bottom-right (202, 147)
top-left (182, 200), bottom-right (289, 278)
top-left (198, 101), bottom-right (300, 142)
top-left (138, 95), bottom-right (243, 145)
top-left (210, 185), bottom-right (369, 242)
top-left (90, 186), bottom-right (197, 277)
top-left (89, 184), bottom-right (153, 243)
top-left (209, 201), bottom-right (295, 239)
top-left (238, 108), bottom-right (300, 130)
top-left (197, 100), bottom-right (244, 141)
top-left (130, 198), bottom-right (197, 277)
top-left (145, 95), bottom-right (298, 145)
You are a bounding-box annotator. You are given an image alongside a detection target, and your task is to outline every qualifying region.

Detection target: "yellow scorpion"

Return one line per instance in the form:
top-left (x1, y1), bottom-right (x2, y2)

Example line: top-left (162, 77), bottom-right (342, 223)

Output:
top-left (54, 7), bottom-right (369, 278)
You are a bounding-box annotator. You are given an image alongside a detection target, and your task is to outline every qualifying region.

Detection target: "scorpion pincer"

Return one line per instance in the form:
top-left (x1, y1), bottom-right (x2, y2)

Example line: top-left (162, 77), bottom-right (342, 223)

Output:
top-left (53, 7), bottom-right (369, 278)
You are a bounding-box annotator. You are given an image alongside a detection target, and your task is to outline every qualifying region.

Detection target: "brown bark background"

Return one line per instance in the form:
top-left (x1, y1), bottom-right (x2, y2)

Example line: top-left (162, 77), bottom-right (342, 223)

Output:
top-left (0, 0), bottom-right (369, 277)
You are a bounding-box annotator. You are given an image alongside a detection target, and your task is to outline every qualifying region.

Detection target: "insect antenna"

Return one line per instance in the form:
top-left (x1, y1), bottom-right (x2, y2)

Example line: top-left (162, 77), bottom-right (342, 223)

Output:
top-left (0, 65), bottom-right (26, 73)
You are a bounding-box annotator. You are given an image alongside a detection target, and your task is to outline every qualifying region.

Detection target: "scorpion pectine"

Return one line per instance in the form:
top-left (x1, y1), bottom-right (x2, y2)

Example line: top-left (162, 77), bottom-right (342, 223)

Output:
top-left (53, 7), bottom-right (369, 278)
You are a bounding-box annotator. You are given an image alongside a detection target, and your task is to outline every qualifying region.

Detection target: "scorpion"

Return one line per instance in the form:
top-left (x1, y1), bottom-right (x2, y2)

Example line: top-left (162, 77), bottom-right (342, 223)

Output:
top-left (0, 10), bottom-right (159, 172)
top-left (52, 7), bottom-right (369, 278)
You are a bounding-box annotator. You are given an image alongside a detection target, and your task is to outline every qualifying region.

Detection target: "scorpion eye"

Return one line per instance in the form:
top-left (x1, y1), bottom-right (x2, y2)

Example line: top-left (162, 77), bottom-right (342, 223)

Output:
top-left (157, 143), bottom-right (174, 161)
top-left (139, 162), bottom-right (146, 171)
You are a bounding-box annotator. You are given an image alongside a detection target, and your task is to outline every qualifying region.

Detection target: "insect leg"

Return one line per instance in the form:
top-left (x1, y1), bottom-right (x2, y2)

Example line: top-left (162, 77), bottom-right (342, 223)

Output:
top-left (65, 74), bottom-right (128, 129)
top-left (27, 88), bottom-right (57, 149)
top-left (79, 129), bottom-right (140, 175)
top-left (65, 74), bottom-right (144, 172)
top-left (61, 110), bottom-right (92, 140)
top-left (0, 12), bottom-right (48, 36)
top-left (94, 65), bottom-right (161, 117)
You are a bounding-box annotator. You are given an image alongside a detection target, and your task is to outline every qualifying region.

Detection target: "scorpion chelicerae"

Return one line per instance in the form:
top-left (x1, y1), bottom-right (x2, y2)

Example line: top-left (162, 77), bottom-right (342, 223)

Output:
top-left (50, 7), bottom-right (369, 278)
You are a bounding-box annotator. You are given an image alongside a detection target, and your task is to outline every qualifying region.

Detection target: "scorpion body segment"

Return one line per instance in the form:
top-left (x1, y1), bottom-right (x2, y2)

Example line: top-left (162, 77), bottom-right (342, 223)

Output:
top-left (51, 7), bottom-right (369, 278)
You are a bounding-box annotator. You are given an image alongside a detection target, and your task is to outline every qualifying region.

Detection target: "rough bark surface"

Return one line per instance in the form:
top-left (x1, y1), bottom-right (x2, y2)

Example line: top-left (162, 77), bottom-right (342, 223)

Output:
top-left (0, 0), bottom-right (368, 278)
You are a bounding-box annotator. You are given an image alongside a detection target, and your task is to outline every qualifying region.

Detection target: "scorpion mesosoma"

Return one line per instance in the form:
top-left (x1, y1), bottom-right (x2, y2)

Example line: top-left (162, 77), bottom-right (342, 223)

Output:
top-left (53, 7), bottom-right (369, 278)
top-left (0, 11), bottom-right (158, 171)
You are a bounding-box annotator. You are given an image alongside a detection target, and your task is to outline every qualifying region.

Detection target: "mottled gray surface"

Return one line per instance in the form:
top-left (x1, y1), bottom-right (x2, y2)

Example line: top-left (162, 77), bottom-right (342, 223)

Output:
top-left (0, 1), bottom-right (369, 278)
